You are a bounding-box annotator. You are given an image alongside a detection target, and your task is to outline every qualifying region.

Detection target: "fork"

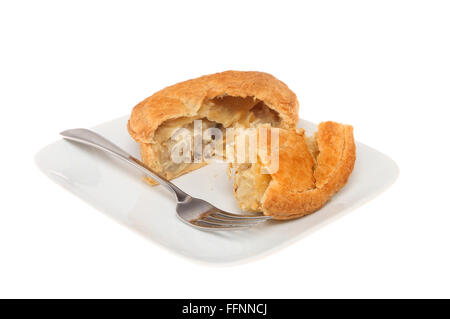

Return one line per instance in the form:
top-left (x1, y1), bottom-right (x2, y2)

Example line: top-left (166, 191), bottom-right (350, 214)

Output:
top-left (60, 128), bottom-right (272, 230)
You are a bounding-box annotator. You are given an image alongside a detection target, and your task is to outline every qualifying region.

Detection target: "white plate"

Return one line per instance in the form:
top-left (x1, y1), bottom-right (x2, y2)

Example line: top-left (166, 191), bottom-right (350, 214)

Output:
top-left (35, 116), bottom-right (398, 264)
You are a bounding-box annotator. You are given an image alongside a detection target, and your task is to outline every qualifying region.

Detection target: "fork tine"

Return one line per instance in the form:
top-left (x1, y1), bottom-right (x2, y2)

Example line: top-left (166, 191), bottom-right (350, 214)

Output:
top-left (213, 211), bottom-right (273, 220)
top-left (197, 218), bottom-right (255, 227)
top-left (207, 214), bottom-right (267, 224)
top-left (189, 213), bottom-right (268, 230)
top-left (192, 219), bottom-right (252, 229)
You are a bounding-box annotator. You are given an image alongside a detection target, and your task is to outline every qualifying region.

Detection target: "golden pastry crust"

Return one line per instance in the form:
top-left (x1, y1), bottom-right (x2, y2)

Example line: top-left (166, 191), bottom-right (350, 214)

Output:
top-left (127, 71), bottom-right (299, 144)
top-left (261, 122), bottom-right (356, 220)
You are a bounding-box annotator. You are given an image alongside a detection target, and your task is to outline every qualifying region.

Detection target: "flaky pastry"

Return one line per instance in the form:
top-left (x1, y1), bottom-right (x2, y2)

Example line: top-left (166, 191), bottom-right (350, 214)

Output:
top-left (232, 122), bottom-right (356, 220)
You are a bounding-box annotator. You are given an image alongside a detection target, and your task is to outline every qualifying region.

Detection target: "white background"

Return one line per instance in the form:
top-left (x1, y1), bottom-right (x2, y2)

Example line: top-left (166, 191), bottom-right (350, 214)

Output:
top-left (1, 0), bottom-right (449, 298)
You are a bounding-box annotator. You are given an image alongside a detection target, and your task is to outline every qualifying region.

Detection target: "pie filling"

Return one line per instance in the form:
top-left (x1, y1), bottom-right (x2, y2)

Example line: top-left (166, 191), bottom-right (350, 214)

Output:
top-left (150, 96), bottom-right (281, 178)
top-left (232, 161), bottom-right (272, 212)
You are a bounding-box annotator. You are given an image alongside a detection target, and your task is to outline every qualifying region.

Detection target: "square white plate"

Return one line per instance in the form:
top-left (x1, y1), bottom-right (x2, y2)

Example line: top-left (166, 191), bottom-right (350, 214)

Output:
top-left (35, 116), bottom-right (398, 264)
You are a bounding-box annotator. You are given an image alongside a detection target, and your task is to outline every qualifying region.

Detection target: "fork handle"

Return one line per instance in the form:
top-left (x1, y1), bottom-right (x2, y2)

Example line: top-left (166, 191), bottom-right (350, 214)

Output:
top-left (60, 128), bottom-right (192, 203)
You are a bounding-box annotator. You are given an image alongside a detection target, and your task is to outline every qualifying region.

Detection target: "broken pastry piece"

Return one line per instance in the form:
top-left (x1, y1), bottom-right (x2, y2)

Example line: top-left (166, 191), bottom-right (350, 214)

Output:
top-left (232, 121), bottom-right (356, 220)
top-left (127, 71), bottom-right (299, 184)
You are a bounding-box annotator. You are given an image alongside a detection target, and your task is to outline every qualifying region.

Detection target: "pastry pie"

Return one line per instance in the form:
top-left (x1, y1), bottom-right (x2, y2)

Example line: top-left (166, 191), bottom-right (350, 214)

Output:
top-left (127, 71), bottom-right (356, 220)
top-left (232, 122), bottom-right (356, 220)
top-left (128, 71), bottom-right (299, 184)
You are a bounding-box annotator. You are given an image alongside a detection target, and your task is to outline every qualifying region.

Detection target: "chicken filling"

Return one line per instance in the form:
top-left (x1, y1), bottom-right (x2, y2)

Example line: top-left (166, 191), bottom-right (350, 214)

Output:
top-left (150, 96), bottom-right (281, 178)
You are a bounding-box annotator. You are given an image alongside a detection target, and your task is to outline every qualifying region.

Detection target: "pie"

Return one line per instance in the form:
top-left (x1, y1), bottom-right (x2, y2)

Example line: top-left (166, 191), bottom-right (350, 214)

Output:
top-left (232, 122), bottom-right (355, 220)
top-left (128, 71), bottom-right (299, 184)
top-left (127, 71), bottom-right (356, 219)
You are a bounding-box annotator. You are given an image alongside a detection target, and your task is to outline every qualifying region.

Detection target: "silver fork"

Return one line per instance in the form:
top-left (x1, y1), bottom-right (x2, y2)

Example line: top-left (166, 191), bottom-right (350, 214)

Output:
top-left (60, 129), bottom-right (272, 230)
